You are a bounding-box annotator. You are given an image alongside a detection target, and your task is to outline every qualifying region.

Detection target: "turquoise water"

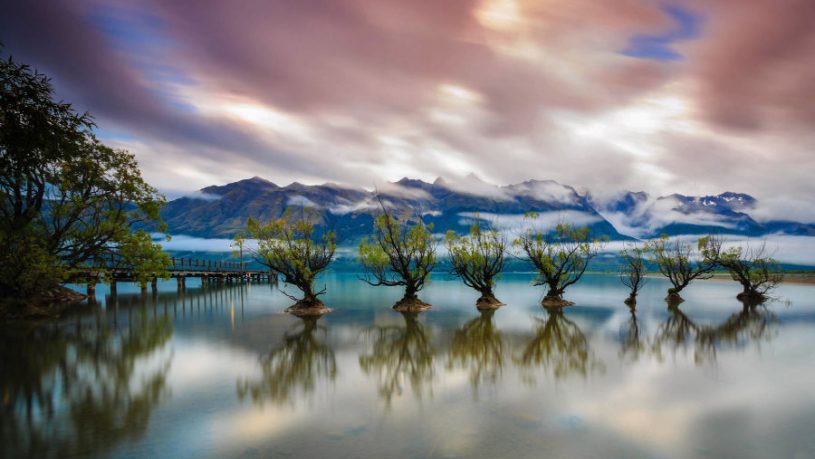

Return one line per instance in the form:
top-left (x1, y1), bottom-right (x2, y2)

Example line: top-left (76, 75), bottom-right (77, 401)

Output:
top-left (2, 273), bottom-right (815, 458)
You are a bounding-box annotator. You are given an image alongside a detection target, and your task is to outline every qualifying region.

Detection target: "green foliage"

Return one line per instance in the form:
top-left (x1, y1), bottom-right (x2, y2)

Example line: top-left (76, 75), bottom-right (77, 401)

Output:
top-left (446, 222), bottom-right (506, 298)
top-left (717, 241), bottom-right (783, 300)
top-left (231, 230), bottom-right (248, 263)
top-left (114, 231), bottom-right (172, 287)
top-left (358, 212), bottom-right (436, 300)
top-left (0, 51), bottom-right (166, 298)
top-left (619, 242), bottom-right (648, 299)
top-left (647, 234), bottom-right (720, 297)
top-left (515, 222), bottom-right (603, 299)
top-left (247, 213), bottom-right (335, 302)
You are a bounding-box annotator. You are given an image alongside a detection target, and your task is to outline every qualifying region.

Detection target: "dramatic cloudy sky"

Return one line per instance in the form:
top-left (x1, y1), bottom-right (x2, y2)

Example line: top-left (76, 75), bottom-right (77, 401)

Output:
top-left (1, 0), bottom-right (813, 220)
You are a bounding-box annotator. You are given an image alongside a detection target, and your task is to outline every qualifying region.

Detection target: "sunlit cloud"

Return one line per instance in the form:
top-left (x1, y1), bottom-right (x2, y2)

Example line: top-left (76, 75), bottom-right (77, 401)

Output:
top-left (1, 0), bottom-right (812, 223)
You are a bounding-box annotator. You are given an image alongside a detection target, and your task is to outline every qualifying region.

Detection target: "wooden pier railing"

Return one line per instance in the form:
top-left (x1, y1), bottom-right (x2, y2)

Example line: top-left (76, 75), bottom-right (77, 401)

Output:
top-left (78, 253), bottom-right (276, 297)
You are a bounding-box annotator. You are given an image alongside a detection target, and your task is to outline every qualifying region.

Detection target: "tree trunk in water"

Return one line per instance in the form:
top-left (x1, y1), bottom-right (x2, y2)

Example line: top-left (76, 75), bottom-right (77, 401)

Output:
top-left (404, 283), bottom-right (418, 301)
top-left (665, 285), bottom-right (685, 305)
top-left (286, 285), bottom-right (330, 316)
top-left (542, 287), bottom-right (574, 308)
top-left (393, 282), bottom-right (431, 312)
top-left (476, 288), bottom-right (504, 310)
top-left (736, 287), bottom-right (766, 305)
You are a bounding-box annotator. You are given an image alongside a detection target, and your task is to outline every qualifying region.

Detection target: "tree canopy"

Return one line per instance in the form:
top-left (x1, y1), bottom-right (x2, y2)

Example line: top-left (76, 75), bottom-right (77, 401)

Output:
top-left (446, 222), bottom-right (506, 308)
top-left (648, 234), bottom-right (720, 302)
top-left (358, 208), bottom-right (436, 311)
top-left (717, 240), bottom-right (783, 303)
top-left (515, 219), bottom-right (603, 306)
top-left (248, 213), bottom-right (335, 312)
top-left (0, 51), bottom-right (166, 301)
top-left (619, 242), bottom-right (648, 305)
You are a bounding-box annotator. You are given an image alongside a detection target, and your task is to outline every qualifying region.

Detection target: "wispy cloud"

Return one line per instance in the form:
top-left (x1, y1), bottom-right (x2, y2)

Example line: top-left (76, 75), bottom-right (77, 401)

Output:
top-left (286, 195), bottom-right (319, 208)
top-left (182, 190), bottom-right (222, 201)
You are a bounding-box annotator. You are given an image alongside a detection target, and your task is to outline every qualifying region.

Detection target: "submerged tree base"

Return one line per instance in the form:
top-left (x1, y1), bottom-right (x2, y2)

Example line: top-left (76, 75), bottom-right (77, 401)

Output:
top-left (665, 292), bottom-right (685, 305)
top-left (624, 295), bottom-right (637, 306)
top-left (541, 296), bottom-right (575, 309)
top-left (393, 296), bottom-right (431, 313)
top-left (285, 299), bottom-right (331, 317)
top-left (0, 285), bottom-right (87, 320)
top-left (476, 295), bottom-right (505, 310)
top-left (736, 291), bottom-right (768, 305)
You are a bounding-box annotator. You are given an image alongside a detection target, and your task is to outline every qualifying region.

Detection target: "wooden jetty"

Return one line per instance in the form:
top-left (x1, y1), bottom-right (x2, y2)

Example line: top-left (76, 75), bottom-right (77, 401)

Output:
top-left (77, 255), bottom-right (276, 298)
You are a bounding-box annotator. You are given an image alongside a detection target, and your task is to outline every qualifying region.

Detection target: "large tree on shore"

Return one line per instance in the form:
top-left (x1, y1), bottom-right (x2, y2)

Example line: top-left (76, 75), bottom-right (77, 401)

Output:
top-left (0, 51), bottom-right (166, 302)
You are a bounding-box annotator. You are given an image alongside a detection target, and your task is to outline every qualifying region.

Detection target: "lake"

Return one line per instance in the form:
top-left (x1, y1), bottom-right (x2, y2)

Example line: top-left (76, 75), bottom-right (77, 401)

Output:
top-left (2, 273), bottom-right (815, 459)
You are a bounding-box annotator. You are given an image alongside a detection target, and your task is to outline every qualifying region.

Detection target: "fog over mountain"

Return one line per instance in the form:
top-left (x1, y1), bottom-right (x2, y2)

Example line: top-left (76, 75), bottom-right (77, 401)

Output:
top-left (162, 175), bottom-right (815, 242)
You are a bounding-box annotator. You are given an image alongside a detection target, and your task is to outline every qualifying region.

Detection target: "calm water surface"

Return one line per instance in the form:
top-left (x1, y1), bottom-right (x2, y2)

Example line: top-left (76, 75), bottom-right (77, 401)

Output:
top-left (2, 273), bottom-right (815, 459)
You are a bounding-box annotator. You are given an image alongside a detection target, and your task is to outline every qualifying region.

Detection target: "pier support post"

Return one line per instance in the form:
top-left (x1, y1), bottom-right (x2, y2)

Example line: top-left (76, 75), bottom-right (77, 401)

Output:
top-left (87, 278), bottom-right (97, 299)
top-left (177, 276), bottom-right (186, 291)
top-left (110, 281), bottom-right (117, 296)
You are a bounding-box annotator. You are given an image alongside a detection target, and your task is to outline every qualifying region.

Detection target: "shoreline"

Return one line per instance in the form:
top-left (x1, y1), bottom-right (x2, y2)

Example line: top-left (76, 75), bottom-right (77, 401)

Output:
top-left (702, 273), bottom-right (815, 285)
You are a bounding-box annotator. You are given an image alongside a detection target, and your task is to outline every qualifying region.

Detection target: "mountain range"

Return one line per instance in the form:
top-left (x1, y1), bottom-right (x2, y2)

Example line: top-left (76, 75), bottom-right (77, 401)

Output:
top-left (161, 175), bottom-right (815, 242)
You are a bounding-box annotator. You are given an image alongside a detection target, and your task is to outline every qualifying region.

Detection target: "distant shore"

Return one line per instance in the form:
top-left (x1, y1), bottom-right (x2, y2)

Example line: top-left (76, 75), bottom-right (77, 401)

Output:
top-left (624, 272), bottom-right (815, 285)
top-left (703, 273), bottom-right (815, 285)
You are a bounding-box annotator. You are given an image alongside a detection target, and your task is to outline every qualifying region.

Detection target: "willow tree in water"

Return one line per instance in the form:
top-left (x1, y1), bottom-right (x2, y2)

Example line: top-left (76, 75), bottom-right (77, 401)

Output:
top-left (359, 207), bottom-right (437, 312)
top-left (248, 214), bottom-right (335, 316)
top-left (648, 234), bottom-right (720, 304)
top-left (515, 218), bottom-right (603, 307)
top-left (619, 243), bottom-right (648, 306)
top-left (717, 241), bottom-right (783, 304)
top-left (446, 222), bottom-right (506, 309)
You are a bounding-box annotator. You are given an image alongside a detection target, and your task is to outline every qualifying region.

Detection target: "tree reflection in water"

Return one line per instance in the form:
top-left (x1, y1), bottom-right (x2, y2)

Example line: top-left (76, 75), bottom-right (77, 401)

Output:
top-left (447, 309), bottom-right (504, 391)
top-left (514, 309), bottom-right (603, 381)
top-left (651, 304), bottom-right (699, 361)
top-left (237, 316), bottom-right (337, 406)
top-left (619, 304), bottom-right (647, 361)
top-left (359, 312), bottom-right (434, 407)
top-left (652, 302), bottom-right (776, 364)
top-left (696, 301), bottom-right (776, 363)
top-left (0, 309), bottom-right (173, 459)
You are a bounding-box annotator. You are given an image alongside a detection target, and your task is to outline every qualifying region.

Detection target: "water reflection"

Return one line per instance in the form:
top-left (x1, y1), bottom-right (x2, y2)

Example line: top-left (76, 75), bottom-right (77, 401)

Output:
top-left (652, 302), bottom-right (777, 364)
top-left (696, 302), bottom-right (776, 362)
top-left (514, 309), bottom-right (603, 380)
top-left (1, 276), bottom-right (809, 459)
top-left (447, 309), bottom-right (504, 391)
top-left (359, 312), bottom-right (434, 406)
top-left (619, 305), bottom-right (647, 361)
top-left (0, 310), bottom-right (173, 459)
top-left (652, 304), bottom-right (699, 361)
top-left (237, 316), bottom-right (337, 406)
